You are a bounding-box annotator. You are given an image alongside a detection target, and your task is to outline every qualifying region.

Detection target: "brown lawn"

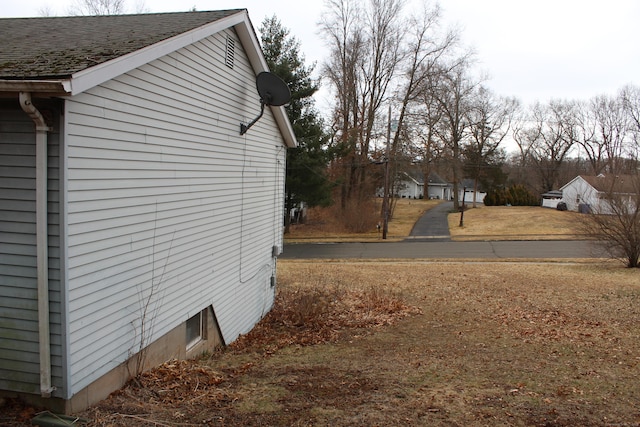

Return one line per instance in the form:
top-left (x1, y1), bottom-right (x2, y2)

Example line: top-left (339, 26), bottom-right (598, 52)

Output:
top-left (449, 205), bottom-right (586, 241)
top-left (2, 260), bottom-right (631, 426)
top-left (287, 199), bottom-right (586, 242)
top-left (3, 204), bottom-right (620, 426)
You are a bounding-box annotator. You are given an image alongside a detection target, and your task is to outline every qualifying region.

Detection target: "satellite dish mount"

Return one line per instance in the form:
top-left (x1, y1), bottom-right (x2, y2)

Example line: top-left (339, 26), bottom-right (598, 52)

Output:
top-left (240, 72), bottom-right (291, 135)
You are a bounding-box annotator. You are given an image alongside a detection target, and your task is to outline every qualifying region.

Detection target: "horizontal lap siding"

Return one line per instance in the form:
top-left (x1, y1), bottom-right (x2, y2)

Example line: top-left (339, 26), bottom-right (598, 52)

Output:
top-left (0, 101), bottom-right (64, 396)
top-left (65, 30), bottom-right (284, 393)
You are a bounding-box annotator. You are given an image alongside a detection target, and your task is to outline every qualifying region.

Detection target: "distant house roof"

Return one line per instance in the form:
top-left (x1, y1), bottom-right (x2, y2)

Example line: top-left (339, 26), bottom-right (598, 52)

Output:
top-left (0, 11), bottom-right (242, 79)
top-left (427, 172), bottom-right (449, 186)
top-left (401, 170), bottom-right (424, 185)
top-left (542, 190), bottom-right (563, 198)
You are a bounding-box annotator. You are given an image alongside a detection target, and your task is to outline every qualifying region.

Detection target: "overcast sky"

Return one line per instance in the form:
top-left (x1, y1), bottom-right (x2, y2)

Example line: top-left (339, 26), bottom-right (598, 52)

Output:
top-left (4, 0), bottom-right (640, 110)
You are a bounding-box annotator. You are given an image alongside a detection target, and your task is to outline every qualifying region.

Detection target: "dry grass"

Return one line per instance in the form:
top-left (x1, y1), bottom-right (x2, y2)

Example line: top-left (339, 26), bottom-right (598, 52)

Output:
top-left (286, 198), bottom-right (440, 242)
top-left (287, 200), bottom-right (586, 242)
top-left (6, 261), bottom-right (623, 426)
top-left (449, 206), bottom-right (585, 241)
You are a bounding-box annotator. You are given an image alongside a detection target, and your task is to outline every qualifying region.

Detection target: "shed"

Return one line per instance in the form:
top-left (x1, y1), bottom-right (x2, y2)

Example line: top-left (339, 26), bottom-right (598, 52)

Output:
top-left (0, 10), bottom-right (296, 413)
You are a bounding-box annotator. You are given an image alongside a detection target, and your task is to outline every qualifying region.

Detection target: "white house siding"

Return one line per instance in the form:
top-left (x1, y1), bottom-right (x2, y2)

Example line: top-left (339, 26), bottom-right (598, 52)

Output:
top-left (0, 101), bottom-right (65, 396)
top-left (459, 189), bottom-right (486, 205)
top-left (63, 29), bottom-right (283, 394)
top-left (395, 179), bottom-right (422, 199)
top-left (427, 185), bottom-right (451, 200)
top-left (560, 177), bottom-right (600, 212)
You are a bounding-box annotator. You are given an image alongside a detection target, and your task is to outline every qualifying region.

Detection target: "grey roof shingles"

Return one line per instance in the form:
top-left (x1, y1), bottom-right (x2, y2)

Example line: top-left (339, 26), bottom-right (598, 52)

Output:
top-left (0, 10), bottom-right (243, 79)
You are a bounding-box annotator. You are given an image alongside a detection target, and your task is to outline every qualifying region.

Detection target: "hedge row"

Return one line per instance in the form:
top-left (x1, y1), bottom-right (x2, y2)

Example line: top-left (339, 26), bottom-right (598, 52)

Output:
top-left (483, 185), bottom-right (539, 206)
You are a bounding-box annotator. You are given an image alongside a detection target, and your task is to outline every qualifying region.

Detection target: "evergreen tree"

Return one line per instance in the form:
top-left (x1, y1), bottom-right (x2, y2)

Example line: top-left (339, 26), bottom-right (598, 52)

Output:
top-left (259, 16), bottom-right (333, 232)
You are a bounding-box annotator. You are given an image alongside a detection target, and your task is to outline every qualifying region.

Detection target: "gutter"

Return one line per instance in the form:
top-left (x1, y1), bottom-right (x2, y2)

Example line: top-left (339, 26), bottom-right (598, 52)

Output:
top-left (19, 92), bottom-right (55, 398)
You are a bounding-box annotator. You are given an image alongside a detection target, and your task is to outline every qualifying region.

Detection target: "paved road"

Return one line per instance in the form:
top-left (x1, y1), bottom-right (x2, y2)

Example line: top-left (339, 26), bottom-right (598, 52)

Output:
top-left (282, 201), bottom-right (607, 260)
top-left (280, 240), bottom-right (605, 260)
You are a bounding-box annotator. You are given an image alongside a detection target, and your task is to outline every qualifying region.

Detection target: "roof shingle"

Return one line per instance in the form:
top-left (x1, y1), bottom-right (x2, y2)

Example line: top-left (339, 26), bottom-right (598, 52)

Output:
top-left (0, 10), bottom-right (243, 79)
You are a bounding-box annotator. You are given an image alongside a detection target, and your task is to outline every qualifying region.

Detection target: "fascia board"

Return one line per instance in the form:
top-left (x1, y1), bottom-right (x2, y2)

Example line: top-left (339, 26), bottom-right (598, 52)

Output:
top-left (67, 11), bottom-right (248, 96)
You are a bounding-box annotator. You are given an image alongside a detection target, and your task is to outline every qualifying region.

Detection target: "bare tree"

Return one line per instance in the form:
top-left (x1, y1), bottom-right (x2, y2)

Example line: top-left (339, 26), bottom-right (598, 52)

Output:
top-left (68, 0), bottom-right (126, 15)
top-left (520, 101), bottom-right (575, 192)
top-left (620, 84), bottom-right (640, 160)
top-left (510, 104), bottom-right (538, 188)
top-left (580, 174), bottom-right (640, 268)
top-left (464, 86), bottom-right (517, 206)
top-left (320, 0), bottom-right (459, 230)
top-left (428, 60), bottom-right (478, 210)
top-left (37, 5), bottom-right (56, 16)
top-left (321, 0), bottom-right (368, 209)
top-left (573, 100), bottom-right (606, 175)
top-left (590, 94), bottom-right (629, 174)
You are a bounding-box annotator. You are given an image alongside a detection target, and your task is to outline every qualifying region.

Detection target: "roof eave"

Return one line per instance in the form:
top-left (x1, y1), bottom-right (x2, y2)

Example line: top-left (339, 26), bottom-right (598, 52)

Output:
top-left (0, 79), bottom-right (71, 96)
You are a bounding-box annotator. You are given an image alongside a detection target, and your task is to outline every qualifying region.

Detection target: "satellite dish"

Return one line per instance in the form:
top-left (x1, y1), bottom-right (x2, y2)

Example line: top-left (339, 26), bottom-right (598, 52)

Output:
top-left (240, 72), bottom-right (291, 135)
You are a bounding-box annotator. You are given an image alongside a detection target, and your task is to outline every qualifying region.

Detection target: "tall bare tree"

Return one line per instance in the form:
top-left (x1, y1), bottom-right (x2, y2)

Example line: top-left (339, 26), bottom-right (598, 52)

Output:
top-left (321, 0), bottom-right (367, 209)
top-left (516, 101), bottom-right (575, 192)
top-left (65, 0), bottom-right (149, 15)
top-left (428, 60), bottom-right (478, 210)
top-left (68, 0), bottom-right (125, 15)
top-left (573, 99), bottom-right (606, 175)
top-left (620, 84), bottom-right (640, 160)
top-left (321, 0), bottom-right (459, 225)
top-left (464, 87), bottom-right (517, 206)
top-left (591, 94), bottom-right (629, 173)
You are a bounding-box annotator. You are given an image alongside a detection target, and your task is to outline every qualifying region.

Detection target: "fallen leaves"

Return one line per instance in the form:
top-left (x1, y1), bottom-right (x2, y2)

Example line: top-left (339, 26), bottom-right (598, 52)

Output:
top-left (229, 284), bottom-right (421, 353)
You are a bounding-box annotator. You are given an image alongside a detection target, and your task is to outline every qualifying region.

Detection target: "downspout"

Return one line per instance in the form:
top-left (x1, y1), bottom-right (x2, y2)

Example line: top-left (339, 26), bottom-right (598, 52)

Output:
top-left (19, 92), bottom-right (55, 398)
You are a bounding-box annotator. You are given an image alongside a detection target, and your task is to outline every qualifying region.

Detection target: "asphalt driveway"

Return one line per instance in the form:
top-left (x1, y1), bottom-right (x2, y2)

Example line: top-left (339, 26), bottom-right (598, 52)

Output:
top-left (407, 201), bottom-right (453, 241)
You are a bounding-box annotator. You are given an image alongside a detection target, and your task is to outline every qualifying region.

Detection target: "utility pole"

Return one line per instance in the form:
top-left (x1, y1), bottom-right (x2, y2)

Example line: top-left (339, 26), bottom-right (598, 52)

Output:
top-left (382, 105), bottom-right (391, 239)
top-left (459, 187), bottom-right (466, 227)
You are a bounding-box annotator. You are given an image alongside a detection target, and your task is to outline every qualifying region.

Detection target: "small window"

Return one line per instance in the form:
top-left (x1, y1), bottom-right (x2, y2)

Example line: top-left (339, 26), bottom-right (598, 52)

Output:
top-left (186, 312), bottom-right (203, 349)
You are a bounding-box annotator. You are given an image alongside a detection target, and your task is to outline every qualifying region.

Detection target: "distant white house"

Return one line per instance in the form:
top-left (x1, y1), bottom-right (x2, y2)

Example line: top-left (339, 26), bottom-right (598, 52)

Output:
top-left (391, 171), bottom-right (460, 200)
top-left (458, 179), bottom-right (486, 205)
top-left (388, 171), bottom-right (489, 203)
top-left (0, 10), bottom-right (295, 413)
top-left (560, 174), bottom-right (638, 213)
top-left (394, 172), bottom-right (424, 198)
top-left (426, 172), bottom-right (453, 200)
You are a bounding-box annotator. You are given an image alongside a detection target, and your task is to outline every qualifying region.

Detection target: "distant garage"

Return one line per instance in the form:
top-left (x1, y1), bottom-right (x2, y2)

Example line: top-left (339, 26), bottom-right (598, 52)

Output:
top-left (541, 190), bottom-right (563, 208)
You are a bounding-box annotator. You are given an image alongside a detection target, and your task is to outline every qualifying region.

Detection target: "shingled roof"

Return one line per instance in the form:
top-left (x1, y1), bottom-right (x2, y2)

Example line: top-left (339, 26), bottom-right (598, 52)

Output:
top-left (0, 10), bottom-right (243, 79)
top-left (581, 174), bottom-right (639, 194)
